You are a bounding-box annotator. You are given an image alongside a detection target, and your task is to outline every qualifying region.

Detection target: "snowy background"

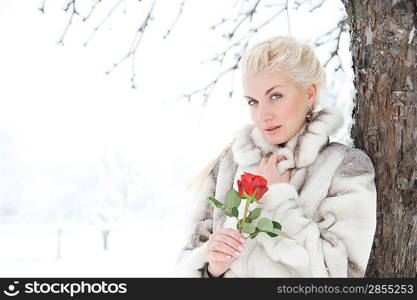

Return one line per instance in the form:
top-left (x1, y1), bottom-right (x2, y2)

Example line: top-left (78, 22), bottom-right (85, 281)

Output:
top-left (0, 0), bottom-right (354, 277)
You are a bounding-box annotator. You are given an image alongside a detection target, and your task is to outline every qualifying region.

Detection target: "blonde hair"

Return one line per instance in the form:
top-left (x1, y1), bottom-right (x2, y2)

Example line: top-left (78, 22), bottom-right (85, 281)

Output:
top-left (240, 35), bottom-right (327, 109)
top-left (185, 141), bottom-right (233, 205)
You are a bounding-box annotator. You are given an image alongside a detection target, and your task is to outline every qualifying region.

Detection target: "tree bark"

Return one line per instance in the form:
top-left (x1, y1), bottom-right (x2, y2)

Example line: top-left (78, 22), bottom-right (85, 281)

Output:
top-left (342, 0), bottom-right (416, 277)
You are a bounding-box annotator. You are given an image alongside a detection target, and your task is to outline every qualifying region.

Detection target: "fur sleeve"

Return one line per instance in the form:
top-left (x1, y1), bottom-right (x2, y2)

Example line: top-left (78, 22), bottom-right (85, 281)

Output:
top-left (174, 163), bottom-right (218, 277)
top-left (256, 148), bottom-right (377, 277)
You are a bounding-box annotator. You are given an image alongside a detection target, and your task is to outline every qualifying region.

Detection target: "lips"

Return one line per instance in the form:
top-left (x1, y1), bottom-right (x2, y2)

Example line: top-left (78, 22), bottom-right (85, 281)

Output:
top-left (265, 125), bottom-right (281, 131)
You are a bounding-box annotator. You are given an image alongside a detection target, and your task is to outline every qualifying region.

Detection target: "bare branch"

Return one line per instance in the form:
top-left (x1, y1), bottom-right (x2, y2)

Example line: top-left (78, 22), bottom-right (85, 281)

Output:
top-left (286, 0), bottom-right (291, 35)
top-left (42, 0), bottom-right (349, 102)
top-left (163, 0), bottom-right (186, 39)
top-left (234, 0), bottom-right (247, 19)
top-left (308, 0), bottom-right (326, 12)
top-left (191, 4), bottom-right (288, 103)
top-left (209, 18), bottom-right (228, 31)
top-left (83, 0), bottom-right (124, 47)
top-left (182, 63), bottom-right (240, 105)
top-left (183, 0), bottom-right (347, 103)
top-left (122, 0), bottom-right (128, 14)
top-left (293, 0), bottom-right (309, 10)
top-left (82, 0), bottom-right (102, 22)
top-left (222, 0), bottom-right (261, 40)
top-left (204, 5), bottom-right (287, 66)
top-left (229, 67), bottom-right (237, 98)
top-left (57, 0), bottom-right (78, 45)
top-left (311, 18), bottom-right (348, 73)
top-left (324, 32), bottom-right (344, 72)
top-left (105, 0), bottom-right (157, 88)
top-left (225, 14), bottom-right (247, 40)
top-left (188, 44), bottom-right (252, 103)
top-left (38, 0), bottom-right (46, 14)
top-left (293, 0), bottom-right (326, 12)
top-left (63, 0), bottom-right (75, 12)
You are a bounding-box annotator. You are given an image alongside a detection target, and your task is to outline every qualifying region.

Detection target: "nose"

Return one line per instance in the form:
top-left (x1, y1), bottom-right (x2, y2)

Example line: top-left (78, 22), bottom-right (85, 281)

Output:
top-left (257, 101), bottom-right (275, 124)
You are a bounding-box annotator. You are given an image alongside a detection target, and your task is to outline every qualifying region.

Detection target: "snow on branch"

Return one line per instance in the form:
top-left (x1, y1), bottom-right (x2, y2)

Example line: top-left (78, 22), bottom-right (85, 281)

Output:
top-left (39, 0), bottom-right (348, 102)
top-left (83, 0), bottom-right (125, 47)
top-left (163, 0), bottom-right (186, 39)
top-left (104, 0), bottom-right (157, 89)
top-left (310, 18), bottom-right (348, 72)
top-left (58, 0), bottom-right (79, 45)
top-left (40, 0), bottom-right (179, 89)
top-left (183, 1), bottom-right (288, 103)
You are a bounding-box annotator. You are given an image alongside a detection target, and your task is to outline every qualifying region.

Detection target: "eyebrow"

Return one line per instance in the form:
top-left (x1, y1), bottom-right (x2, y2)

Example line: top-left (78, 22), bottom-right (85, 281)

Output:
top-left (244, 85), bottom-right (285, 100)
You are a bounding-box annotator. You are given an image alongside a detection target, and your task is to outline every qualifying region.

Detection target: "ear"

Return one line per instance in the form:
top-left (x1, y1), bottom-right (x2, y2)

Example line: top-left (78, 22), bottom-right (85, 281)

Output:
top-left (307, 84), bottom-right (317, 107)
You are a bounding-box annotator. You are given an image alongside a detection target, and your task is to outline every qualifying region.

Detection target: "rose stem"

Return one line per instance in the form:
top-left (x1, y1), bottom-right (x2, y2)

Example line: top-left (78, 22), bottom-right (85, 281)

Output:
top-left (240, 188), bottom-right (258, 234)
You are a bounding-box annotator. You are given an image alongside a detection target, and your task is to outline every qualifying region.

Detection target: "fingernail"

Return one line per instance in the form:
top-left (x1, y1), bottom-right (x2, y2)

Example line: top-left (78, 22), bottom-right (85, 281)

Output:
top-left (235, 251), bottom-right (240, 257)
top-left (238, 246), bottom-right (243, 251)
top-left (226, 255), bottom-right (232, 259)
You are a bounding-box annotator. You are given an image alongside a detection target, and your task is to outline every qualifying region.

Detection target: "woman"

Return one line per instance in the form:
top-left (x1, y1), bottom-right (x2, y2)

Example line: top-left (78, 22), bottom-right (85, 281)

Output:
top-left (175, 35), bottom-right (377, 278)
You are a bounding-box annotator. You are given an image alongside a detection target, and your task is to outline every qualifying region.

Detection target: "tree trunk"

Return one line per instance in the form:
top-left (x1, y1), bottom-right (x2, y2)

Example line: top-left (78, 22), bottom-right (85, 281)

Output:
top-left (342, 0), bottom-right (416, 277)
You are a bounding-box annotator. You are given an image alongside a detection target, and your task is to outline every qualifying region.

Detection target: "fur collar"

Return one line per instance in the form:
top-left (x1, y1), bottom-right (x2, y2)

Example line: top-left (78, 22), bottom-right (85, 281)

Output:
top-left (231, 107), bottom-right (344, 169)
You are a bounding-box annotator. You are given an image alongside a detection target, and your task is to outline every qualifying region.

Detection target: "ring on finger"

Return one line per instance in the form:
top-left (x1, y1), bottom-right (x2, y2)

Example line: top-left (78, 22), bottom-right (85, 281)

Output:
top-left (212, 241), bottom-right (217, 251)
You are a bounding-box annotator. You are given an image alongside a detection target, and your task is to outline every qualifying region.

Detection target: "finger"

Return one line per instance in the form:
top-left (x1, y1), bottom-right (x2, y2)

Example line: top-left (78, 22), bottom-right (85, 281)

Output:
top-left (208, 234), bottom-right (215, 246)
top-left (284, 168), bottom-right (292, 177)
top-left (220, 228), bottom-right (245, 244)
top-left (215, 234), bottom-right (244, 253)
top-left (276, 155), bottom-right (286, 162)
top-left (258, 157), bottom-right (268, 174)
top-left (258, 157), bottom-right (267, 171)
top-left (269, 154), bottom-right (288, 166)
top-left (212, 240), bottom-right (241, 258)
top-left (266, 153), bottom-right (280, 166)
top-left (208, 251), bottom-right (233, 263)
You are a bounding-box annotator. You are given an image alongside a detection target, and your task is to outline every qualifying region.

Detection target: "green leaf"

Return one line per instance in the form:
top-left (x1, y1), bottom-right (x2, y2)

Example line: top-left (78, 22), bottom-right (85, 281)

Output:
top-left (225, 190), bottom-right (242, 209)
top-left (272, 221), bottom-right (282, 230)
top-left (266, 228), bottom-right (293, 239)
top-left (224, 208), bottom-right (233, 217)
top-left (231, 207), bottom-right (239, 217)
top-left (236, 219), bottom-right (243, 231)
top-left (250, 232), bottom-right (259, 239)
top-left (243, 223), bottom-right (256, 235)
top-left (208, 197), bottom-right (225, 210)
top-left (248, 208), bottom-right (262, 221)
top-left (249, 228), bottom-right (261, 239)
top-left (273, 228), bottom-right (294, 240)
top-left (257, 217), bottom-right (273, 232)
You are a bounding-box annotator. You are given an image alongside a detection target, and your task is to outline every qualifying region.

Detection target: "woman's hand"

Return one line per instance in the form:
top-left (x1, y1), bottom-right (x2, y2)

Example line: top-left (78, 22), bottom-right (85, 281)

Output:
top-left (206, 228), bottom-right (245, 277)
top-left (257, 154), bottom-right (292, 186)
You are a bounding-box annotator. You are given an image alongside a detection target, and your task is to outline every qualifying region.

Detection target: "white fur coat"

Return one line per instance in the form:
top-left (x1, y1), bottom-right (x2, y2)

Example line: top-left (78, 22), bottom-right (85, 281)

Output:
top-left (175, 107), bottom-right (377, 278)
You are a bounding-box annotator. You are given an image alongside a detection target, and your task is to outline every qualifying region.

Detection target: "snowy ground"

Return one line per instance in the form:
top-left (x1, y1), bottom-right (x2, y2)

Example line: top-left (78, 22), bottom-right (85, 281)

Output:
top-left (0, 214), bottom-right (187, 277)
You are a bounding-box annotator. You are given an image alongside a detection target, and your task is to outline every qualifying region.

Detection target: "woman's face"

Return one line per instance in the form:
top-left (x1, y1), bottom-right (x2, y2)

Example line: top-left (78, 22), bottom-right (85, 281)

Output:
top-left (243, 70), bottom-right (316, 145)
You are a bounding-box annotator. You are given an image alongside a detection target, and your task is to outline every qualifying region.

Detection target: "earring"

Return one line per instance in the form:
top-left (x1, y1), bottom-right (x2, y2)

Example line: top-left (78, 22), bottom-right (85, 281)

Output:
top-left (306, 105), bottom-right (313, 122)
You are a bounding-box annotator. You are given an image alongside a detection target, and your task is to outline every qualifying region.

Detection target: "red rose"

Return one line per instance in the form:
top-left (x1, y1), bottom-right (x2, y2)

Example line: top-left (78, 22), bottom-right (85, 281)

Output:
top-left (237, 172), bottom-right (268, 200)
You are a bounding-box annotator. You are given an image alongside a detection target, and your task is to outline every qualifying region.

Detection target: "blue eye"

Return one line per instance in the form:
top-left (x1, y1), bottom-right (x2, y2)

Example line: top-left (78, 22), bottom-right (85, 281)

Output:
top-left (247, 99), bottom-right (258, 106)
top-left (271, 94), bottom-right (282, 100)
